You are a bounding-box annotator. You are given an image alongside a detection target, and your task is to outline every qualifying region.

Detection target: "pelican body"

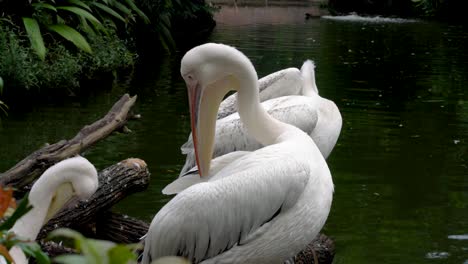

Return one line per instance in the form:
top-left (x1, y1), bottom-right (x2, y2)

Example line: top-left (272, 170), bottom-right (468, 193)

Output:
top-left (179, 60), bottom-right (342, 177)
top-left (1, 156), bottom-right (98, 264)
top-left (142, 43), bottom-right (334, 263)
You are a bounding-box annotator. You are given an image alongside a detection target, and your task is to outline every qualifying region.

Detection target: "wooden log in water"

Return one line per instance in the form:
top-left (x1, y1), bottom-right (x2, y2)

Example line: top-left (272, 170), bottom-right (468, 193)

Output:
top-left (294, 233), bottom-right (335, 264)
top-left (0, 94), bottom-right (138, 195)
top-left (38, 158), bottom-right (150, 239)
top-left (95, 211), bottom-right (149, 244)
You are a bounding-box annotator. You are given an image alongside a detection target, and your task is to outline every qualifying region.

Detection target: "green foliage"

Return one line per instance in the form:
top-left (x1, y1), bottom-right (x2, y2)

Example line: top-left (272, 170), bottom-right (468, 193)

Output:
top-left (78, 29), bottom-right (134, 76)
top-left (22, 17), bottom-right (46, 60)
top-left (47, 24), bottom-right (92, 54)
top-left (411, 0), bottom-right (465, 20)
top-left (137, 0), bottom-right (215, 53)
top-left (412, 0), bottom-right (442, 16)
top-left (4, 0), bottom-right (149, 59)
top-left (16, 242), bottom-right (51, 264)
top-left (0, 76), bottom-right (7, 117)
top-left (0, 25), bottom-right (134, 93)
top-left (49, 228), bottom-right (140, 264)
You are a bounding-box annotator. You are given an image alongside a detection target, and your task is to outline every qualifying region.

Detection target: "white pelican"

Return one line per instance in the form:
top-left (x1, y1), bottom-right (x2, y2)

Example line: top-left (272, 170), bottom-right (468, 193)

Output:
top-left (1, 156), bottom-right (98, 264)
top-left (216, 67), bottom-right (303, 119)
top-left (178, 59), bottom-right (342, 177)
top-left (142, 43), bottom-right (334, 263)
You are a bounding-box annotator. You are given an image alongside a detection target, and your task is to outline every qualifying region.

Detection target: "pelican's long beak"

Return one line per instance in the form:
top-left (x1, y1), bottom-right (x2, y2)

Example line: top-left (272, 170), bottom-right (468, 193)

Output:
top-left (45, 182), bottom-right (75, 222)
top-left (187, 77), bottom-right (232, 177)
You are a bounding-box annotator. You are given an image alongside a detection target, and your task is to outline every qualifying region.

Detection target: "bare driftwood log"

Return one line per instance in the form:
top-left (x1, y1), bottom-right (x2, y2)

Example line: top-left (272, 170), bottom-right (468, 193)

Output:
top-left (38, 158), bottom-right (150, 238)
top-left (0, 94), bottom-right (138, 194)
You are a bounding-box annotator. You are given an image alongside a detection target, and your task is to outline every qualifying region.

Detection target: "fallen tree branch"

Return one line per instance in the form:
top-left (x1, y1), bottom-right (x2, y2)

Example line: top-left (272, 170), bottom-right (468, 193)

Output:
top-left (0, 94), bottom-right (138, 194)
top-left (38, 158), bottom-right (150, 238)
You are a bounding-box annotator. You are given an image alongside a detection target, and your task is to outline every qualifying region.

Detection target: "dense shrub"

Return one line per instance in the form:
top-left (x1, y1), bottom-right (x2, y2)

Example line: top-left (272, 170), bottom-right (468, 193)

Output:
top-left (0, 25), bottom-right (134, 94)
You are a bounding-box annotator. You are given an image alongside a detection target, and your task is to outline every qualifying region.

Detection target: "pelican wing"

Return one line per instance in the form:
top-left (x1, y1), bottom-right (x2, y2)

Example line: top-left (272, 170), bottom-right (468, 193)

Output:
top-left (164, 151), bottom-right (251, 194)
top-left (143, 156), bottom-right (310, 263)
top-left (217, 68), bottom-right (302, 119)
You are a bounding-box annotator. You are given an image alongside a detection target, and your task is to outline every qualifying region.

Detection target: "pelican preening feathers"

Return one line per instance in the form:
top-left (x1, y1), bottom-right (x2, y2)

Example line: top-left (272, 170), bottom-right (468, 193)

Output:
top-left (143, 43), bottom-right (334, 263)
top-left (178, 56), bottom-right (342, 177)
top-left (2, 156), bottom-right (98, 264)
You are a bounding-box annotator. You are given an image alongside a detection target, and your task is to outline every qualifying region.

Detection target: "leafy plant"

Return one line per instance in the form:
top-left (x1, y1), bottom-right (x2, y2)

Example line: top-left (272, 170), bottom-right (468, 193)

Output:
top-left (0, 76), bottom-right (7, 116)
top-left (412, 0), bottom-right (442, 16)
top-left (0, 24), bottom-right (134, 94)
top-left (137, 0), bottom-right (215, 53)
top-left (20, 0), bottom-right (149, 60)
top-left (49, 228), bottom-right (140, 264)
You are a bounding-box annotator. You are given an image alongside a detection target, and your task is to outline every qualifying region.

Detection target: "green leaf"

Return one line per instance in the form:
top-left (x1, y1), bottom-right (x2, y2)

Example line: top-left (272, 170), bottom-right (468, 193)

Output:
top-left (54, 254), bottom-right (88, 264)
top-left (79, 16), bottom-right (96, 35)
top-left (0, 193), bottom-right (32, 231)
top-left (0, 100), bottom-right (8, 116)
top-left (47, 24), bottom-right (92, 54)
top-left (108, 245), bottom-right (137, 264)
top-left (49, 228), bottom-right (85, 243)
top-left (91, 2), bottom-right (126, 22)
top-left (111, 1), bottom-right (132, 16)
top-left (49, 229), bottom-right (102, 262)
top-left (56, 6), bottom-right (102, 25)
top-left (123, 0), bottom-right (149, 23)
top-left (22, 17), bottom-right (46, 60)
top-left (67, 0), bottom-right (92, 11)
top-left (0, 76), bottom-right (4, 94)
top-left (32, 3), bottom-right (57, 12)
top-left (17, 242), bottom-right (51, 264)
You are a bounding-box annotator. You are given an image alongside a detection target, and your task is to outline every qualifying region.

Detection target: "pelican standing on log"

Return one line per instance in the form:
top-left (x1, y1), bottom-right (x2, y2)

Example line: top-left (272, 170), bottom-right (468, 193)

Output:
top-left (178, 58), bottom-right (342, 177)
top-left (1, 156), bottom-right (98, 264)
top-left (142, 43), bottom-right (334, 263)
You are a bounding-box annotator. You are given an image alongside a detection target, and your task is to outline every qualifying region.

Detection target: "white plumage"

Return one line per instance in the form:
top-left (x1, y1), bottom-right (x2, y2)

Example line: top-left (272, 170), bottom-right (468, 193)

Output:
top-left (178, 59), bottom-right (342, 177)
top-left (142, 43), bottom-right (334, 263)
top-left (1, 156), bottom-right (98, 264)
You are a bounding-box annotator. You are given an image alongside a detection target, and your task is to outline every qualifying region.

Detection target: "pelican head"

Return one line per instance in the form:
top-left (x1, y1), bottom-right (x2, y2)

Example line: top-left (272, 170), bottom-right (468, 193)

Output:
top-left (11, 156), bottom-right (99, 240)
top-left (180, 43), bottom-right (257, 177)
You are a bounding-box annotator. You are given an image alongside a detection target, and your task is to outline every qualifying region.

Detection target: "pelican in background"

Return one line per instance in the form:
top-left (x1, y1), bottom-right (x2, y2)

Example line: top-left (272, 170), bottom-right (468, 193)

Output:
top-left (178, 58), bottom-right (342, 177)
top-left (142, 43), bottom-right (334, 263)
top-left (216, 67), bottom-right (303, 119)
top-left (1, 156), bottom-right (98, 264)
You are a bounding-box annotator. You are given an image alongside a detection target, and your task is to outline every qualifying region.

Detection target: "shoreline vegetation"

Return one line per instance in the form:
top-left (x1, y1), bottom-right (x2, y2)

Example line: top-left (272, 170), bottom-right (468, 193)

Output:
top-left (0, 0), bottom-right (216, 110)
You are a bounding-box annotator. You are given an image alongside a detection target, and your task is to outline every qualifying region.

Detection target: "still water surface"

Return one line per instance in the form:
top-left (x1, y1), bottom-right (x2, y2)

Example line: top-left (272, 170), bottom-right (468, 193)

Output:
top-left (1, 5), bottom-right (468, 264)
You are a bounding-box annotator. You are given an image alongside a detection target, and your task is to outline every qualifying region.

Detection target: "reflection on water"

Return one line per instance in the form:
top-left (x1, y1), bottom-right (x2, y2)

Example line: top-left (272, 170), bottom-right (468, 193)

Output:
top-left (1, 5), bottom-right (468, 264)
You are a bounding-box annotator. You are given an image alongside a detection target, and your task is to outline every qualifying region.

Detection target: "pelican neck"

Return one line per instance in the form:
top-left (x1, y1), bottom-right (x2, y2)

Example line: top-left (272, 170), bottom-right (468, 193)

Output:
top-left (11, 172), bottom-right (59, 240)
top-left (235, 68), bottom-right (288, 146)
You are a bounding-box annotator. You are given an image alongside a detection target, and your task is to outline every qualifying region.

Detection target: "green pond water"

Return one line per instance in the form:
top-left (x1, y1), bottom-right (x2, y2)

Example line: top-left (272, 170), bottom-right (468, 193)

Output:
top-left (1, 5), bottom-right (468, 264)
